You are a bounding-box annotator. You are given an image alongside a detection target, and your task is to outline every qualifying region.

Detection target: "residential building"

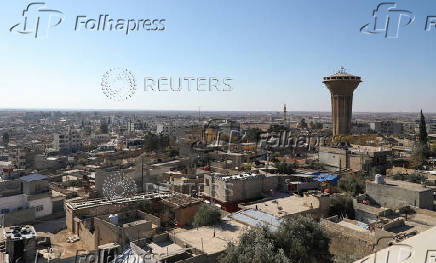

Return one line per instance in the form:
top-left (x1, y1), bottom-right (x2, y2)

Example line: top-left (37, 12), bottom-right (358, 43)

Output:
top-left (0, 174), bottom-right (53, 226)
top-left (53, 128), bottom-right (82, 153)
top-left (369, 121), bottom-right (404, 135)
top-left (366, 177), bottom-right (434, 210)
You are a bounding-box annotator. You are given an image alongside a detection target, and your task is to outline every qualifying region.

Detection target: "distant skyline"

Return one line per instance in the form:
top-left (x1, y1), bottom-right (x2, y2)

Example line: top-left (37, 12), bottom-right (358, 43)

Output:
top-left (2, 0), bottom-right (436, 112)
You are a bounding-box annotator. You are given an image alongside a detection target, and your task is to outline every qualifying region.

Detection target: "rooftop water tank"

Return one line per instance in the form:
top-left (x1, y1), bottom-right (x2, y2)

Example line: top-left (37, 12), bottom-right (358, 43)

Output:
top-left (375, 174), bottom-right (385, 184)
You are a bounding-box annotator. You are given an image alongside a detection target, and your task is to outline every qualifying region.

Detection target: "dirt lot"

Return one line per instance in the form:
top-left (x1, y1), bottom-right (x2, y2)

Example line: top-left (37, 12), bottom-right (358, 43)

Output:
top-left (38, 229), bottom-right (91, 259)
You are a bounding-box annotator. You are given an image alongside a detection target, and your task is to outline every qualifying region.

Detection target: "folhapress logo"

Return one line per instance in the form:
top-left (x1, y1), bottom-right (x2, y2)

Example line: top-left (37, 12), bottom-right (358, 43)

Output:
top-left (360, 2), bottom-right (415, 39)
top-left (10, 2), bottom-right (63, 38)
top-left (10, 2), bottom-right (166, 39)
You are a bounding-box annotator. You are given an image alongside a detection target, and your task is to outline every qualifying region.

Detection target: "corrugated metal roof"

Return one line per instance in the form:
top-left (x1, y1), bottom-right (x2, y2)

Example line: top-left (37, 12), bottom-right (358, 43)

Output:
top-left (231, 209), bottom-right (281, 232)
top-left (19, 174), bottom-right (48, 182)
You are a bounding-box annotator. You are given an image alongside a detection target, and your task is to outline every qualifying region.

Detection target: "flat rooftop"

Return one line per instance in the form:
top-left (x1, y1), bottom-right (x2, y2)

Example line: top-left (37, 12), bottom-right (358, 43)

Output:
top-left (172, 219), bottom-right (245, 255)
top-left (220, 173), bottom-right (260, 182)
top-left (161, 193), bottom-right (202, 209)
top-left (3, 225), bottom-right (36, 240)
top-left (244, 193), bottom-right (320, 218)
top-left (368, 179), bottom-right (432, 192)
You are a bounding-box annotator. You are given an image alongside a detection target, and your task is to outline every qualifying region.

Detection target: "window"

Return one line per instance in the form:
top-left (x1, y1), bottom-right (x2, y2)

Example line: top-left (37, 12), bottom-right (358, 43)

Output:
top-left (35, 205), bottom-right (43, 212)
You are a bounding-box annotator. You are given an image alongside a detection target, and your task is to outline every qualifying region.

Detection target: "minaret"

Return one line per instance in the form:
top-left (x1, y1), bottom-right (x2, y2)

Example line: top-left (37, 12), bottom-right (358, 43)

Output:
top-left (283, 104), bottom-right (287, 125)
top-left (323, 67), bottom-right (362, 136)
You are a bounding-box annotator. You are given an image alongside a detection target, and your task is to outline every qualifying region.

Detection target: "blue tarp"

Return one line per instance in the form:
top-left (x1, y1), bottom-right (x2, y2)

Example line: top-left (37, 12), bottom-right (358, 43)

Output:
top-left (313, 174), bottom-right (338, 186)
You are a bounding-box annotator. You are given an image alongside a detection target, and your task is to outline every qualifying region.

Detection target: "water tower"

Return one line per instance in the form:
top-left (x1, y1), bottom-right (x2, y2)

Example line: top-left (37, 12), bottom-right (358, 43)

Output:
top-left (323, 67), bottom-right (362, 136)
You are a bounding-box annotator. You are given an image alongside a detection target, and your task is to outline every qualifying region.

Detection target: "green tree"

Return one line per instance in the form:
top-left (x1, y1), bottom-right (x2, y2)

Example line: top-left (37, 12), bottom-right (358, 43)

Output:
top-left (166, 146), bottom-right (179, 158)
top-left (328, 195), bottom-right (355, 219)
top-left (193, 204), bottom-right (222, 228)
top-left (274, 162), bottom-right (296, 174)
top-left (419, 110), bottom-right (429, 147)
top-left (299, 118), bottom-right (308, 129)
top-left (412, 110), bottom-right (430, 168)
top-left (338, 174), bottom-right (365, 196)
top-left (311, 122), bottom-right (323, 130)
top-left (219, 216), bottom-right (332, 263)
top-left (244, 128), bottom-right (262, 143)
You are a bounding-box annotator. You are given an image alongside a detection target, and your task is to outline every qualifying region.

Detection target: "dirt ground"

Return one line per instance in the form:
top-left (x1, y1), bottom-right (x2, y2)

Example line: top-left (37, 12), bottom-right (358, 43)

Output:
top-left (38, 229), bottom-right (90, 259)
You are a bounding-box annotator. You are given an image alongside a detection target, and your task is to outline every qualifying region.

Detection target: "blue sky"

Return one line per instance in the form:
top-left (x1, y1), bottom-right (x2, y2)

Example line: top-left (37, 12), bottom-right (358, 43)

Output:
top-left (1, 0), bottom-right (436, 112)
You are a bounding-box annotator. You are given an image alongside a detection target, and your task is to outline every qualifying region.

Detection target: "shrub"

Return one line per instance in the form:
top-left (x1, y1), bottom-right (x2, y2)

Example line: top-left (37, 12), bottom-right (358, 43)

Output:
top-left (193, 204), bottom-right (222, 228)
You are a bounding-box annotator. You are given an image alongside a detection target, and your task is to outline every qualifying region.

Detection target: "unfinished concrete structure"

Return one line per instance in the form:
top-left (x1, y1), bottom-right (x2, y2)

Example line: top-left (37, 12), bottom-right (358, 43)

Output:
top-left (93, 210), bottom-right (160, 248)
top-left (323, 68), bottom-right (362, 135)
top-left (65, 192), bottom-right (202, 249)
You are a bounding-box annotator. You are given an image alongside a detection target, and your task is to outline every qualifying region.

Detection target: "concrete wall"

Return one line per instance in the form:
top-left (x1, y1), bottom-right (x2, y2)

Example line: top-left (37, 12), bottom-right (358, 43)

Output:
top-left (0, 207), bottom-right (35, 226)
top-left (319, 147), bottom-right (347, 169)
top-left (22, 179), bottom-right (49, 195)
top-left (123, 220), bottom-right (153, 242)
top-left (95, 217), bottom-right (120, 248)
top-left (174, 203), bottom-right (202, 227)
top-left (366, 182), bottom-right (434, 210)
top-left (0, 194), bottom-right (27, 212)
top-left (204, 174), bottom-right (280, 203)
top-left (0, 180), bottom-right (21, 197)
top-left (321, 218), bottom-right (391, 262)
top-left (141, 211), bottom-right (161, 228)
top-left (66, 202), bottom-right (130, 232)
top-left (76, 219), bottom-right (98, 250)
top-left (27, 195), bottom-right (53, 218)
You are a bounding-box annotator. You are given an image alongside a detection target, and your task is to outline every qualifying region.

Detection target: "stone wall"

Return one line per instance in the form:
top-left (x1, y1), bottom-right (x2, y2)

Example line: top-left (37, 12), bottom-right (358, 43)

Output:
top-left (322, 218), bottom-right (375, 261)
top-left (322, 218), bottom-right (394, 261)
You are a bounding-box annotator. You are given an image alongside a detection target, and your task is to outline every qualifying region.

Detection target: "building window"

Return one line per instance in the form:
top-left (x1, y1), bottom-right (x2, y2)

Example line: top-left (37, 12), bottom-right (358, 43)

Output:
top-left (35, 205), bottom-right (43, 212)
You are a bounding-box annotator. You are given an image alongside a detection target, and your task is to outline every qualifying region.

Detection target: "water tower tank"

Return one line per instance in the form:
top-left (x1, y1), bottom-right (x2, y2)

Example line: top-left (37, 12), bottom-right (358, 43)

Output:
top-left (375, 174), bottom-right (385, 184)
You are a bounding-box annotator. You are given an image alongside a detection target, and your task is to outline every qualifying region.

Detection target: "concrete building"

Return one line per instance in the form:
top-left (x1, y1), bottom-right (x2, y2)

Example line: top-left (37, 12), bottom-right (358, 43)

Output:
top-left (1, 225), bottom-right (37, 263)
top-left (65, 193), bottom-right (201, 249)
top-left (319, 146), bottom-right (391, 173)
top-left (7, 146), bottom-right (26, 170)
top-left (53, 128), bottom-right (82, 153)
top-left (156, 123), bottom-right (184, 138)
top-left (323, 68), bottom-right (362, 135)
top-left (366, 178), bottom-right (434, 210)
top-left (369, 121), bottom-right (404, 135)
top-left (93, 210), bottom-right (160, 248)
top-left (90, 133), bottom-right (110, 145)
top-left (203, 173), bottom-right (280, 212)
top-left (429, 119), bottom-right (436, 134)
top-left (239, 192), bottom-right (330, 220)
top-left (160, 194), bottom-right (203, 227)
top-left (127, 120), bottom-right (146, 133)
top-left (0, 174), bottom-right (53, 226)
